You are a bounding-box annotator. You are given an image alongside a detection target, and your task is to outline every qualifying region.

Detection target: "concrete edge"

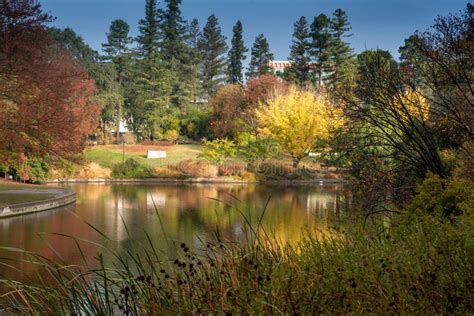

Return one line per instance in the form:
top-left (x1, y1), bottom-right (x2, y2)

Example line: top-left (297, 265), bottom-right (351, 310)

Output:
top-left (45, 178), bottom-right (346, 185)
top-left (0, 189), bottom-right (76, 219)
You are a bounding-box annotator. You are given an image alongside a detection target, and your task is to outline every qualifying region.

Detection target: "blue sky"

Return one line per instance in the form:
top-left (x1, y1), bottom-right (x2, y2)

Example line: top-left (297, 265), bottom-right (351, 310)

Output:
top-left (41, 0), bottom-right (469, 61)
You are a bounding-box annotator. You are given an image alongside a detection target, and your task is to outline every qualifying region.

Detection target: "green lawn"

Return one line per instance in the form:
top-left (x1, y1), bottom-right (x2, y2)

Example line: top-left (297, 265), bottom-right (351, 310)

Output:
top-left (84, 144), bottom-right (204, 169)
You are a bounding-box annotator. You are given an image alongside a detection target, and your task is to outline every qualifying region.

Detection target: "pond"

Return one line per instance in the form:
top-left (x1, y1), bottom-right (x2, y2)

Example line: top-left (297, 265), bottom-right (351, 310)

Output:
top-left (0, 183), bottom-right (349, 282)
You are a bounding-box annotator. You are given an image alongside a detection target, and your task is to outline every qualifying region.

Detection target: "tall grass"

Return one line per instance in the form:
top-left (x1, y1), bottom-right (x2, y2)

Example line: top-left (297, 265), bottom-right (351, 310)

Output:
top-left (0, 206), bottom-right (473, 314)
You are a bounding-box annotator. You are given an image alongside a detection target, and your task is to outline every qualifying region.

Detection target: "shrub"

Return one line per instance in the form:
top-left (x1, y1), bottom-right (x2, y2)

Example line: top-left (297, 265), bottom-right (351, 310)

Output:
top-left (51, 158), bottom-right (76, 179)
top-left (24, 156), bottom-right (51, 183)
top-left (10, 155), bottom-right (51, 183)
top-left (153, 166), bottom-right (186, 179)
top-left (177, 160), bottom-right (218, 178)
top-left (218, 163), bottom-right (246, 177)
top-left (249, 161), bottom-right (318, 180)
top-left (240, 171), bottom-right (257, 182)
top-left (453, 140), bottom-right (474, 181)
top-left (236, 133), bottom-right (281, 163)
top-left (75, 163), bottom-right (111, 179)
top-left (164, 129), bottom-right (179, 143)
top-left (407, 173), bottom-right (474, 217)
top-left (111, 158), bottom-right (153, 178)
top-left (201, 138), bottom-right (237, 165)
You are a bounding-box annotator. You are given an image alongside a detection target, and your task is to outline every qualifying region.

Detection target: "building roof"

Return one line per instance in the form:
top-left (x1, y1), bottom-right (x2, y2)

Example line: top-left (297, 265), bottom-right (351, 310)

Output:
top-left (268, 60), bottom-right (292, 69)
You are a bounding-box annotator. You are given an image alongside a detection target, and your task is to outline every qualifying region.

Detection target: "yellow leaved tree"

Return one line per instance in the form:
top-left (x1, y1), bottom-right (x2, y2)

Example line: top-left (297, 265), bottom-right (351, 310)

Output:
top-left (255, 86), bottom-right (343, 168)
top-left (394, 88), bottom-right (430, 123)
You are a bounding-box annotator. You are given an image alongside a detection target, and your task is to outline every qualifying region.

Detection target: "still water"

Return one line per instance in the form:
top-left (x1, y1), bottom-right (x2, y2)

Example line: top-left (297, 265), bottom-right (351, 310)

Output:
top-left (0, 183), bottom-right (348, 281)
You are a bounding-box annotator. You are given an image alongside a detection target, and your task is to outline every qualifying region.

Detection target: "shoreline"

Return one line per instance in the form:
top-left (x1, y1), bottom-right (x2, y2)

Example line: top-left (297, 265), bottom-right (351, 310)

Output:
top-left (45, 177), bottom-right (346, 185)
top-left (0, 188), bottom-right (76, 219)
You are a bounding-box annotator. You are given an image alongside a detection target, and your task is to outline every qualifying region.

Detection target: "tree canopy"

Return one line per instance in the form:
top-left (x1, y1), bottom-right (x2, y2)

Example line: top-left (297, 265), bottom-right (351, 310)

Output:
top-left (0, 0), bottom-right (99, 164)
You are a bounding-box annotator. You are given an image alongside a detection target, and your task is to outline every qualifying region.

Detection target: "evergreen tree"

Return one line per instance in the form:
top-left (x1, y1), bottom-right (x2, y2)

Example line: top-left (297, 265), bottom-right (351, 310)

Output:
top-left (185, 18), bottom-right (203, 101)
top-left (127, 53), bottom-right (172, 140)
top-left (310, 14), bottom-right (332, 87)
top-left (137, 0), bottom-right (160, 58)
top-left (398, 35), bottom-right (425, 86)
top-left (49, 27), bottom-right (98, 69)
top-left (328, 8), bottom-right (354, 86)
top-left (199, 14), bottom-right (228, 97)
top-left (226, 20), bottom-right (247, 84)
top-left (102, 19), bottom-right (132, 142)
top-left (246, 34), bottom-right (274, 79)
top-left (102, 19), bottom-right (132, 84)
top-left (287, 16), bottom-right (311, 86)
top-left (159, 0), bottom-right (198, 107)
top-left (186, 18), bottom-right (201, 64)
top-left (160, 0), bottom-right (188, 62)
top-left (93, 64), bottom-right (124, 138)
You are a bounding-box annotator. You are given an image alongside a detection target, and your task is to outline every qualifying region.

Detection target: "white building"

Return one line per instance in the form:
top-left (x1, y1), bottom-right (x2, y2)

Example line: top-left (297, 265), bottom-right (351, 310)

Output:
top-left (268, 60), bottom-right (292, 75)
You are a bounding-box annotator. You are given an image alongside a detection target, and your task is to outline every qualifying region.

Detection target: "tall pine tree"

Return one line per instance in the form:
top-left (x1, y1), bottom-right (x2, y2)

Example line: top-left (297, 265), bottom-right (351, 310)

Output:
top-left (310, 14), bottom-right (332, 87)
top-left (246, 34), bottom-right (274, 79)
top-left (137, 0), bottom-right (160, 59)
top-left (127, 53), bottom-right (172, 140)
top-left (159, 0), bottom-right (197, 107)
top-left (328, 8), bottom-right (354, 86)
top-left (287, 16), bottom-right (311, 86)
top-left (226, 20), bottom-right (247, 84)
top-left (129, 0), bottom-right (174, 139)
top-left (160, 0), bottom-right (188, 62)
top-left (102, 19), bottom-right (132, 142)
top-left (102, 19), bottom-right (132, 84)
top-left (199, 14), bottom-right (228, 97)
top-left (185, 18), bottom-right (202, 101)
top-left (186, 18), bottom-right (201, 64)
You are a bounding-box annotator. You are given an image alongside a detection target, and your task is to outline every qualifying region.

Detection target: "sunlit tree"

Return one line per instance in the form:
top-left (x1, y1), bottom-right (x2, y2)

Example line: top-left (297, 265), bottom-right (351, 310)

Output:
top-left (255, 86), bottom-right (343, 167)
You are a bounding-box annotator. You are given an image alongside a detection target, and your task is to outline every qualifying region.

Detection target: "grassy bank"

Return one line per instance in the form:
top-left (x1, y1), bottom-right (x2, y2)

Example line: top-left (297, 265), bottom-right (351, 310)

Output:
top-left (84, 144), bottom-right (203, 169)
top-left (1, 207), bottom-right (472, 314)
top-left (82, 144), bottom-right (340, 181)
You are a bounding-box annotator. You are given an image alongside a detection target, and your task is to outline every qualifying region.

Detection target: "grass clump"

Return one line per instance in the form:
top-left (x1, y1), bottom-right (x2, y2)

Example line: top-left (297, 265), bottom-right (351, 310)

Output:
top-left (176, 159), bottom-right (218, 178)
top-left (218, 163), bottom-right (246, 177)
top-left (249, 161), bottom-right (321, 180)
top-left (0, 204), bottom-right (473, 314)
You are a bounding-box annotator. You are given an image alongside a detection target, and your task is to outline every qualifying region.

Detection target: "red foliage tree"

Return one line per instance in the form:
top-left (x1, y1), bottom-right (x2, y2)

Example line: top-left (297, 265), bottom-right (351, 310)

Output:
top-left (209, 75), bottom-right (289, 137)
top-left (0, 0), bottom-right (99, 164)
top-left (209, 84), bottom-right (246, 138)
top-left (245, 74), bottom-right (288, 108)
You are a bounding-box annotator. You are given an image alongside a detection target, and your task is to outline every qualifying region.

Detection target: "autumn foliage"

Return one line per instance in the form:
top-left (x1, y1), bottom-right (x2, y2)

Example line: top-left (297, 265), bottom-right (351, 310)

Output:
top-left (256, 86), bottom-right (343, 167)
top-left (0, 0), bottom-right (99, 166)
top-left (209, 75), bottom-right (288, 137)
top-left (209, 84), bottom-right (246, 138)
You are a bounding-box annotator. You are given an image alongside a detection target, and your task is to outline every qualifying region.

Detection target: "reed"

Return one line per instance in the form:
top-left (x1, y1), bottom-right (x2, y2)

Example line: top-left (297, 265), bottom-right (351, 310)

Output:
top-left (0, 204), bottom-right (473, 314)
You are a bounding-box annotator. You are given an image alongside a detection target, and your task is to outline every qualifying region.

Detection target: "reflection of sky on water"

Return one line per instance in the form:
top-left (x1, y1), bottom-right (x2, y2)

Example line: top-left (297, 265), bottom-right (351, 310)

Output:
top-left (0, 184), bottom-right (349, 282)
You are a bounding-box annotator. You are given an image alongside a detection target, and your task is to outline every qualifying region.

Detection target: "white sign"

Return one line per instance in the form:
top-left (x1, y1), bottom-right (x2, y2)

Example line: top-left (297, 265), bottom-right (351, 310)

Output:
top-left (147, 150), bottom-right (167, 159)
